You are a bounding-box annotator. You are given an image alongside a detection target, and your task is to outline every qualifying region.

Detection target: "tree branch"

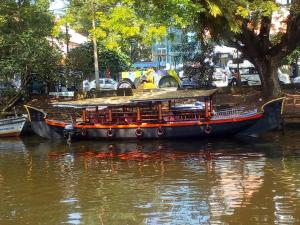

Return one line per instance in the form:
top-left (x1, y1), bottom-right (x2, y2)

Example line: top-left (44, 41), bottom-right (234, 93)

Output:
top-left (259, 16), bottom-right (272, 49)
top-left (232, 21), bottom-right (263, 59)
top-left (268, 0), bottom-right (300, 61)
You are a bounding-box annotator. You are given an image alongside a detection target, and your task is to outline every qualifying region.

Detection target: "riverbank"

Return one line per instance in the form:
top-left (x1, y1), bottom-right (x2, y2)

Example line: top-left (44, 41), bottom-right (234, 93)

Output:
top-left (2, 85), bottom-right (300, 125)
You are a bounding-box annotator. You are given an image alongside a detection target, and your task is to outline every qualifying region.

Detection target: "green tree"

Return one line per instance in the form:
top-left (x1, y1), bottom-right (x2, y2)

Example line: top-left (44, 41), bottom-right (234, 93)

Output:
top-left (60, 0), bottom-right (168, 62)
top-left (0, 0), bottom-right (62, 108)
top-left (173, 32), bottom-right (216, 87)
top-left (285, 46), bottom-right (300, 78)
top-left (137, 0), bottom-right (300, 98)
top-left (66, 42), bottom-right (130, 80)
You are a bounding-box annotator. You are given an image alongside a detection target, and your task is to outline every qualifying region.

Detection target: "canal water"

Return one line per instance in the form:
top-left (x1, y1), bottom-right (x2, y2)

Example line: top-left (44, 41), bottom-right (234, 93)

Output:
top-left (1, 128), bottom-right (300, 225)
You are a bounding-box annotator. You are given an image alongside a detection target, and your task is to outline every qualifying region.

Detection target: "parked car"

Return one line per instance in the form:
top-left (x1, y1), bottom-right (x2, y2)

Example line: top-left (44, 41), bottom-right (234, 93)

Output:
top-left (278, 69), bottom-right (291, 84)
top-left (227, 59), bottom-right (291, 86)
top-left (293, 76), bottom-right (300, 84)
top-left (85, 78), bottom-right (118, 92)
top-left (180, 78), bottom-right (199, 89)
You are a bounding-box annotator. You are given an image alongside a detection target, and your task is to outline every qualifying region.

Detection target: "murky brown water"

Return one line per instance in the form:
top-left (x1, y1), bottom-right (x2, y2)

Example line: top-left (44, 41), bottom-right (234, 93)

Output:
top-left (1, 128), bottom-right (300, 225)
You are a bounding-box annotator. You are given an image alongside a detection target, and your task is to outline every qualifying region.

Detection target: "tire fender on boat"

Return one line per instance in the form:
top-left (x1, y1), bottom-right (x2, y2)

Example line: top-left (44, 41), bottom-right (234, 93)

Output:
top-left (157, 126), bottom-right (165, 137)
top-left (135, 128), bottom-right (144, 138)
top-left (107, 128), bottom-right (114, 137)
top-left (204, 125), bottom-right (212, 134)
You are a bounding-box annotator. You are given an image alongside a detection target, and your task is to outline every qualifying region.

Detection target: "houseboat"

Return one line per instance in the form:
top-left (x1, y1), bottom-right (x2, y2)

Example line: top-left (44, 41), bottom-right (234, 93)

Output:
top-left (24, 89), bottom-right (284, 141)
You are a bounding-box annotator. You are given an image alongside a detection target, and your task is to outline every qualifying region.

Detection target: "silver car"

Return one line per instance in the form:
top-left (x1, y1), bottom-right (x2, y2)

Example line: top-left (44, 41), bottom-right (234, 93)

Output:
top-left (87, 78), bottom-right (118, 91)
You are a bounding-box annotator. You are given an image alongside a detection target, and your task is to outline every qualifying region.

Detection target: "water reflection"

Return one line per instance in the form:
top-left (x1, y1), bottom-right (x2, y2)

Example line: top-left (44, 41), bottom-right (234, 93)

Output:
top-left (0, 138), bottom-right (26, 153)
top-left (1, 130), bottom-right (300, 224)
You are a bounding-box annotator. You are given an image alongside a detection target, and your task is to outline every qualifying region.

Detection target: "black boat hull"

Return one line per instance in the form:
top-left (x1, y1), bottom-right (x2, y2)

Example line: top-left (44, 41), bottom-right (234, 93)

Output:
top-left (238, 98), bottom-right (284, 136)
top-left (24, 105), bottom-right (64, 139)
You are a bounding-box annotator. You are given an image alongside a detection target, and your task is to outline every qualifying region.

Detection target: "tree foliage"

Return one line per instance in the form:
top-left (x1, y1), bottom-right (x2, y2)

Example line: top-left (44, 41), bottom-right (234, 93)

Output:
top-left (0, 0), bottom-right (62, 89)
top-left (57, 0), bottom-right (169, 62)
top-left (137, 0), bottom-right (300, 98)
top-left (66, 42), bottom-right (130, 80)
top-left (173, 32), bottom-right (216, 87)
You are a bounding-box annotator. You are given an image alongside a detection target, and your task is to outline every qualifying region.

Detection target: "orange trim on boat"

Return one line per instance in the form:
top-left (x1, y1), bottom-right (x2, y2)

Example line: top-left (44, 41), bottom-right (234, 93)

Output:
top-left (45, 119), bottom-right (67, 127)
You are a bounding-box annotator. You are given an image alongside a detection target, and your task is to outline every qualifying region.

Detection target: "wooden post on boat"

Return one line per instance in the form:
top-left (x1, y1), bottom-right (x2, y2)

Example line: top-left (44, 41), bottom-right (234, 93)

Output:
top-left (108, 108), bottom-right (113, 123)
top-left (168, 100), bottom-right (172, 110)
top-left (209, 96), bottom-right (213, 116)
top-left (205, 97), bottom-right (209, 119)
top-left (211, 94), bottom-right (216, 115)
top-left (137, 106), bottom-right (141, 124)
top-left (82, 109), bottom-right (87, 124)
top-left (158, 102), bottom-right (163, 122)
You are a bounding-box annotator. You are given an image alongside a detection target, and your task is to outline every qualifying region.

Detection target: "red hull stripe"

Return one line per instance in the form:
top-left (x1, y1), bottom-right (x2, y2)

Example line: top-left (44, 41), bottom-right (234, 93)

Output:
top-left (46, 113), bottom-right (263, 129)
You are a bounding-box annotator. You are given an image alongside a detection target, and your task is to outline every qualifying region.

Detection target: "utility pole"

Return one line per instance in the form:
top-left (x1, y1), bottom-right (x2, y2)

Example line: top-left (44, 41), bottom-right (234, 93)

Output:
top-left (65, 23), bottom-right (69, 54)
top-left (65, 22), bottom-right (70, 90)
top-left (92, 1), bottom-right (100, 91)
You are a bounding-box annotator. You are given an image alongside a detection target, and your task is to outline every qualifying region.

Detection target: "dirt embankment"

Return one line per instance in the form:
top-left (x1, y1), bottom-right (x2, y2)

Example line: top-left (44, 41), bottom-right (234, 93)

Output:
top-left (2, 86), bottom-right (300, 119)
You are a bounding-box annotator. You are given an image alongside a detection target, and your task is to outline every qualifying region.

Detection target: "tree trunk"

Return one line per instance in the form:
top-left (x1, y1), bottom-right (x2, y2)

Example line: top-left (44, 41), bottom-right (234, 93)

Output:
top-left (255, 58), bottom-right (281, 99)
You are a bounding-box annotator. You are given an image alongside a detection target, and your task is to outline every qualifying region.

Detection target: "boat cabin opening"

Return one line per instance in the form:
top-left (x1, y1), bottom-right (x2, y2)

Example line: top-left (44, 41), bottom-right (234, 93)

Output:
top-left (50, 89), bottom-right (218, 125)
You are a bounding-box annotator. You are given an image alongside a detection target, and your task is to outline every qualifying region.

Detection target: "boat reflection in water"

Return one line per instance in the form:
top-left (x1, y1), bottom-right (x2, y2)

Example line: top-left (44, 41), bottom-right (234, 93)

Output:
top-left (46, 139), bottom-right (269, 161)
top-left (3, 134), bottom-right (300, 225)
top-left (0, 137), bottom-right (26, 153)
top-left (43, 138), bottom-right (273, 224)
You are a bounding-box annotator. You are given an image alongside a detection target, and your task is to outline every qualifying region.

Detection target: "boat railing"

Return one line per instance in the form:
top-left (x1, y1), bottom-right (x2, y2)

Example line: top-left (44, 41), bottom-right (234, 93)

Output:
top-left (162, 108), bottom-right (205, 122)
top-left (47, 106), bottom-right (257, 125)
top-left (212, 107), bottom-right (257, 119)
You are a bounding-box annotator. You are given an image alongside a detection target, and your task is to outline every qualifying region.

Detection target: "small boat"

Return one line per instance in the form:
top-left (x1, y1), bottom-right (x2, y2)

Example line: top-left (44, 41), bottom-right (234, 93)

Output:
top-left (0, 116), bottom-right (27, 137)
top-left (24, 89), bottom-right (284, 141)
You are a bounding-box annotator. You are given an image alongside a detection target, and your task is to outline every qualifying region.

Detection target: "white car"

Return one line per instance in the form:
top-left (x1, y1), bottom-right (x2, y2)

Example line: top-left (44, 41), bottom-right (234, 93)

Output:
top-left (293, 77), bottom-right (300, 84)
top-left (86, 78), bottom-right (118, 91)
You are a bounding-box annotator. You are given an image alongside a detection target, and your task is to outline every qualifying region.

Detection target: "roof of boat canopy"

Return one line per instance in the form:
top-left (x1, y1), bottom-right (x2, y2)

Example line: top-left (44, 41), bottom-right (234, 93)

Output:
top-left (52, 89), bottom-right (218, 108)
top-left (131, 89), bottom-right (217, 103)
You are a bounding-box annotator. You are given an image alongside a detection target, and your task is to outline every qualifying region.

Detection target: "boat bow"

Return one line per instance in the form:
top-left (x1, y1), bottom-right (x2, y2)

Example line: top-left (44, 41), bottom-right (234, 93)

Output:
top-left (238, 97), bottom-right (285, 136)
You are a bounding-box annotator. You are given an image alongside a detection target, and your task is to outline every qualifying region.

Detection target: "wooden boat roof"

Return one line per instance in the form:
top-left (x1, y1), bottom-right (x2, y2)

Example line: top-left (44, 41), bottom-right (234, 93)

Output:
top-left (132, 89), bottom-right (217, 102)
top-left (52, 89), bottom-right (217, 108)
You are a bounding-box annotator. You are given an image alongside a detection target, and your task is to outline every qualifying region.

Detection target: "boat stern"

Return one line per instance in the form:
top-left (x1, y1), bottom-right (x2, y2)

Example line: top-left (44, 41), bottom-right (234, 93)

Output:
top-left (24, 105), bottom-right (64, 139)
